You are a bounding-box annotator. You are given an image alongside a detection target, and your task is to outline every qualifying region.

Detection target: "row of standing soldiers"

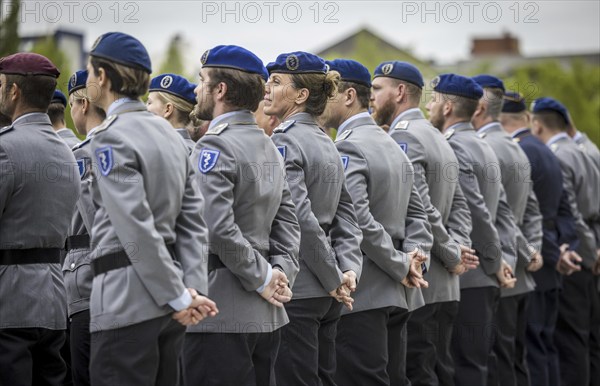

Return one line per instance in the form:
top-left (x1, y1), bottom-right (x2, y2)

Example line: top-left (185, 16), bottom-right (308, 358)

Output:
top-left (0, 31), bottom-right (599, 386)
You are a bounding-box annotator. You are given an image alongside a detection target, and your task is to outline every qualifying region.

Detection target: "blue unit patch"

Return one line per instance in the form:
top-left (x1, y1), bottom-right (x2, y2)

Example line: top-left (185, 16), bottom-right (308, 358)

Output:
top-left (199, 149), bottom-right (220, 174)
top-left (341, 155), bottom-right (349, 170)
top-left (95, 147), bottom-right (113, 176)
top-left (76, 158), bottom-right (90, 178)
top-left (277, 145), bottom-right (286, 160)
top-left (398, 142), bottom-right (408, 153)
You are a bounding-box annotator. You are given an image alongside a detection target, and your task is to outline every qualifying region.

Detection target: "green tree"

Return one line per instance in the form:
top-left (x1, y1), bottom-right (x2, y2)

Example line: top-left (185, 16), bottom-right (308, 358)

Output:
top-left (0, 0), bottom-right (20, 57)
top-left (158, 34), bottom-right (185, 76)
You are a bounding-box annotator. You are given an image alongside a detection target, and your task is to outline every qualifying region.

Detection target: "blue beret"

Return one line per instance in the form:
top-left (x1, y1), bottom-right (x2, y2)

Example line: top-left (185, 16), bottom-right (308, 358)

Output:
top-left (200, 45), bottom-right (267, 80)
top-left (0, 52), bottom-right (60, 77)
top-left (472, 74), bottom-right (505, 92)
top-left (149, 74), bottom-right (196, 105)
top-left (431, 74), bottom-right (483, 100)
top-left (90, 32), bottom-right (152, 73)
top-left (373, 61), bottom-right (424, 88)
top-left (51, 90), bottom-right (67, 106)
top-left (68, 70), bottom-right (88, 95)
top-left (266, 51), bottom-right (327, 75)
top-left (325, 59), bottom-right (371, 87)
top-left (531, 97), bottom-right (570, 124)
top-left (502, 91), bottom-right (526, 113)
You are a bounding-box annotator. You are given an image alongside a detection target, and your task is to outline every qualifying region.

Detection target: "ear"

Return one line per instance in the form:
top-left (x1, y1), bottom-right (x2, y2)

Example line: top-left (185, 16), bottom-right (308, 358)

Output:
top-left (81, 98), bottom-right (89, 115)
top-left (164, 102), bottom-right (174, 119)
top-left (395, 82), bottom-right (406, 103)
top-left (295, 87), bottom-right (309, 105)
top-left (443, 100), bottom-right (453, 117)
top-left (344, 87), bottom-right (356, 107)
top-left (8, 82), bottom-right (19, 102)
top-left (473, 99), bottom-right (486, 117)
top-left (215, 82), bottom-right (228, 102)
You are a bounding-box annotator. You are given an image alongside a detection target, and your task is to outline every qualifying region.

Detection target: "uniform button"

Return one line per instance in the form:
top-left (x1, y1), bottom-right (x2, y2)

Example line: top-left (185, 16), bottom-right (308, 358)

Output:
top-left (70, 263), bottom-right (75, 269)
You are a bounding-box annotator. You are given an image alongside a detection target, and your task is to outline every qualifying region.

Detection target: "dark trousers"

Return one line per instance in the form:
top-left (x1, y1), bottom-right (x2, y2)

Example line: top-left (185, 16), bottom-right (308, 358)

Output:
top-left (90, 314), bottom-right (185, 386)
top-left (451, 286), bottom-right (500, 386)
top-left (488, 293), bottom-right (531, 386)
top-left (61, 318), bottom-right (73, 386)
top-left (70, 310), bottom-right (91, 386)
top-left (526, 288), bottom-right (560, 386)
top-left (0, 328), bottom-right (66, 386)
top-left (555, 269), bottom-right (600, 386)
top-left (406, 301), bottom-right (459, 386)
top-left (591, 278), bottom-right (600, 386)
top-left (183, 330), bottom-right (280, 386)
top-left (336, 306), bottom-right (410, 386)
top-left (276, 297), bottom-right (343, 386)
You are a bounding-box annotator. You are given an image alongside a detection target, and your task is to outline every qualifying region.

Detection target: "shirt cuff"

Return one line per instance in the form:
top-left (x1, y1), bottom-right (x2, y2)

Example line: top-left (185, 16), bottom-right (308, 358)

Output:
top-left (256, 264), bottom-right (273, 293)
top-left (168, 289), bottom-right (192, 312)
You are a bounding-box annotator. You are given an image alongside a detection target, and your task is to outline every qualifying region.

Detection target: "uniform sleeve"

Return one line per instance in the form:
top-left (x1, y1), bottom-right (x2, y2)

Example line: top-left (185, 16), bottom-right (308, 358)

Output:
top-left (174, 161), bottom-right (209, 295)
top-left (495, 186), bottom-right (519, 271)
top-left (73, 147), bottom-right (96, 234)
top-left (268, 180), bottom-right (301, 288)
top-left (0, 144), bottom-right (15, 221)
top-left (91, 131), bottom-right (186, 307)
top-left (556, 187), bottom-right (579, 253)
top-left (272, 132), bottom-right (344, 293)
top-left (517, 189), bottom-right (543, 264)
top-left (446, 183), bottom-right (473, 248)
top-left (191, 135), bottom-right (270, 291)
top-left (335, 140), bottom-right (409, 283)
top-left (450, 142), bottom-right (502, 275)
top-left (403, 171), bottom-right (434, 269)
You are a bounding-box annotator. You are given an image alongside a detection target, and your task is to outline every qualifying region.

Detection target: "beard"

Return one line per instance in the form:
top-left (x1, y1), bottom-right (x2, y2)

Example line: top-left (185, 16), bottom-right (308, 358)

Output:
top-left (192, 95), bottom-right (215, 121)
top-left (429, 109), bottom-right (445, 131)
top-left (371, 98), bottom-right (395, 127)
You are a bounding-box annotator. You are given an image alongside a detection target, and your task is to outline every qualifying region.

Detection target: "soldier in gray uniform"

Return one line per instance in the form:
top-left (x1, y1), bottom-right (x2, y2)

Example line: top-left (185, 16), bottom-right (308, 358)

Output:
top-left (266, 52), bottom-right (364, 386)
top-left (84, 32), bottom-right (217, 386)
top-left (471, 75), bottom-right (544, 386)
top-left (62, 69), bottom-right (106, 386)
top-left (0, 52), bottom-right (80, 386)
top-left (531, 97), bottom-right (600, 386)
top-left (184, 45), bottom-right (300, 386)
top-left (320, 59), bottom-right (431, 385)
top-left (374, 61), bottom-right (477, 386)
top-left (147, 73), bottom-right (197, 154)
top-left (427, 74), bottom-right (517, 386)
top-left (48, 89), bottom-right (81, 148)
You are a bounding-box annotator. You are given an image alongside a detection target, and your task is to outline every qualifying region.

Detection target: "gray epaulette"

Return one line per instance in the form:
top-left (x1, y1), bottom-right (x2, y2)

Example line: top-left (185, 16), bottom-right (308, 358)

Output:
top-left (0, 125), bottom-right (14, 136)
top-left (273, 120), bottom-right (296, 134)
top-left (93, 115), bottom-right (118, 136)
top-left (335, 129), bottom-right (353, 142)
top-left (394, 120), bottom-right (410, 130)
top-left (72, 137), bottom-right (91, 151)
top-left (478, 132), bottom-right (487, 139)
top-left (550, 143), bottom-right (559, 153)
top-left (444, 128), bottom-right (455, 140)
top-left (205, 122), bottom-right (229, 135)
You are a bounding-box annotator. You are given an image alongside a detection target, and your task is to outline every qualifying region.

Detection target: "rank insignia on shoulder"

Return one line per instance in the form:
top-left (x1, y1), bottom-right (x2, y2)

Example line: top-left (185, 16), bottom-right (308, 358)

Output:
top-left (94, 115), bottom-right (118, 136)
top-left (0, 125), bottom-right (14, 136)
top-left (277, 145), bottom-right (286, 160)
top-left (206, 123), bottom-right (229, 136)
top-left (478, 132), bottom-right (487, 139)
top-left (394, 120), bottom-right (409, 130)
top-left (72, 137), bottom-right (91, 151)
top-left (398, 142), bottom-right (408, 153)
top-left (578, 143), bottom-right (587, 153)
top-left (512, 137), bottom-right (521, 143)
top-left (77, 157), bottom-right (91, 178)
top-left (444, 128), bottom-right (455, 140)
top-left (273, 120), bottom-right (296, 133)
top-left (198, 148), bottom-right (220, 173)
top-left (341, 155), bottom-right (349, 170)
top-left (335, 129), bottom-right (352, 142)
top-left (95, 146), bottom-right (114, 176)
top-left (550, 143), bottom-right (559, 153)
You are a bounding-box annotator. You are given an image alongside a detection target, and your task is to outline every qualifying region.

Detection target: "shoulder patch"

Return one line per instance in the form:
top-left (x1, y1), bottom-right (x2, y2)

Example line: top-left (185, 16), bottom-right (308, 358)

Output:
top-left (277, 145), bottom-right (286, 160)
top-left (394, 120), bottom-right (410, 130)
top-left (273, 120), bottom-right (296, 133)
top-left (198, 148), bottom-right (220, 173)
top-left (206, 123), bottom-right (229, 136)
top-left (93, 115), bottom-right (118, 136)
top-left (444, 128), bottom-right (455, 140)
top-left (335, 129), bottom-right (353, 142)
top-left (478, 132), bottom-right (487, 139)
top-left (550, 143), bottom-right (559, 153)
top-left (76, 157), bottom-right (91, 179)
top-left (0, 125), bottom-right (14, 136)
top-left (95, 146), bottom-right (114, 176)
top-left (340, 155), bottom-right (349, 170)
top-left (397, 142), bottom-right (408, 153)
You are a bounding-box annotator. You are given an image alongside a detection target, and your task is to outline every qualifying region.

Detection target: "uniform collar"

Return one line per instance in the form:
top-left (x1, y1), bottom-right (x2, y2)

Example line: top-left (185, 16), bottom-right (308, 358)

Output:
top-left (573, 131), bottom-right (584, 142)
top-left (337, 111), bottom-right (372, 135)
top-left (209, 110), bottom-right (257, 130)
top-left (106, 98), bottom-right (136, 116)
top-left (390, 108), bottom-right (423, 129)
top-left (287, 112), bottom-right (317, 125)
top-left (546, 132), bottom-right (571, 148)
top-left (511, 127), bottom-right (531, 138)
top-left (56, 128), bottom-right (75, 137)
top-left (11, 112), bottom-right (51, 126)
top-left (176, 128), bottom-right (192, 140)
top-left (444, 121), bottom-right (474, 134)
top-left (477, 121), bottom-right (502, 135)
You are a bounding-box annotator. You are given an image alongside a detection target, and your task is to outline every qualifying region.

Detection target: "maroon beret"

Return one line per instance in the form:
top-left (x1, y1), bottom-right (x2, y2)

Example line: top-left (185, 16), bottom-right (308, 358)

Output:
top-left (0, 53), bottom-right (60, 77)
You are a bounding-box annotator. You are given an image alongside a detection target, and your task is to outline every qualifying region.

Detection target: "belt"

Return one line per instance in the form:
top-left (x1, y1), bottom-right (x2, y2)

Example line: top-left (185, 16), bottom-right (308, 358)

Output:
top-left (208, 253), bottom-right (225, 272)
top-left (92, 244), bottom-right (176, 277)
top-left (65, 235), bottom-right (90, 251)
top-left (0, 248), bottom-right (61, 265)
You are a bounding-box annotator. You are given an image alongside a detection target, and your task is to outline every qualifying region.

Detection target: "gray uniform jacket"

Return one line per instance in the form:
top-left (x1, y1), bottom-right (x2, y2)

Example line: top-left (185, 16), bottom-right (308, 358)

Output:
top-left (390, 109), bottom-right (472, 304)
top-left (56, 128), bottom-right (80, 148)
top-left (188, 110), bottom-right (301, 334)
top-left (445, 122), bottom-right (504, 289)
top-left (550, 134), bottom-right (600, 268)
top-left (176, 128), bottom-right (195, 155)
top-left (574, 132), bottom-right (600, 250)
top-left (89, 100), bottom-right (209, 331)
top-left (335, 114), bottom-right (432, 312)
top-left (62, 137), bottom-right (96, 317)
top-left (478, 123), bottom-right (543, 296)
top-left (271, 112), bottom-right (363, 299)
top-left (0, 113), bottom-right (80, 329)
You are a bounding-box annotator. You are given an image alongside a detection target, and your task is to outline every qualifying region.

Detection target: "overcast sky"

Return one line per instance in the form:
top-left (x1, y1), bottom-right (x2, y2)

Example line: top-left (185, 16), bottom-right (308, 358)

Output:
top-left (15, 0), bottom-right (600, 72)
